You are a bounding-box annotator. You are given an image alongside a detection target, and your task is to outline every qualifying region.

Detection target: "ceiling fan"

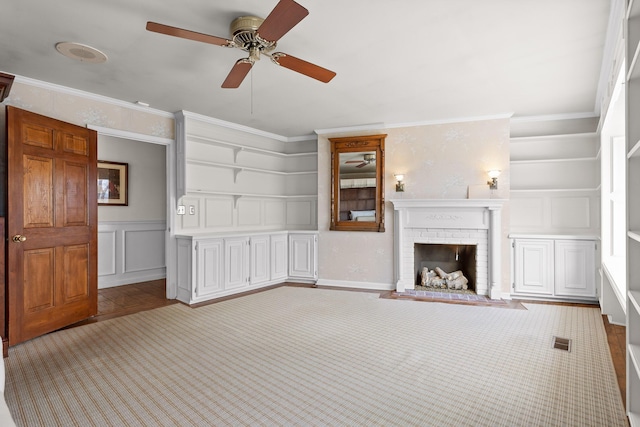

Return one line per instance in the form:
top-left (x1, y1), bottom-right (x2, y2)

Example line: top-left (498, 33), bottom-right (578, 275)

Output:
top-left (346, 153), bottom-right (376, 168)
top-left (146, 0), bottom-right (336, 88)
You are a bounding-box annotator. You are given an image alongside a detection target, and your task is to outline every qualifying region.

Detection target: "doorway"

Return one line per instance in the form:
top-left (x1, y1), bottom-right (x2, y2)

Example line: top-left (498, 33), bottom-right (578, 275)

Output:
top-left (96, 134), bottom-right (169, 305)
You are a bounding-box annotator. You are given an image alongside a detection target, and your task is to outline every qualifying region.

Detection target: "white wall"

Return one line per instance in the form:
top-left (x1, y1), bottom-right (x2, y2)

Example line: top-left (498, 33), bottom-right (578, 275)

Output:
top-left (97, 135), bottom-right (167, 287)
top-left (317, 118), bottom-right (511, 292)
top-left (98, 135), bottom-right (166, 221)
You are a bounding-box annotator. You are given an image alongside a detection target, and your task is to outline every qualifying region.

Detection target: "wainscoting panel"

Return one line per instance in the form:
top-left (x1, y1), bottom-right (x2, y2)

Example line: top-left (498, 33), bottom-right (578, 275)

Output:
top-left (265, 201), bottom-right (286, 226)
top-left (550, 197), bottom-right (591, 229)
top-left (98, 221), bottom-right (166, 289)
top-left (177, 194), bottom-right (317, 233)
top-left (286, 200), bottom-right (315, 227)
top-left (204, 198), bottom-right (234, 228)
top-left (124, 229), bottom-right (165, 272)
top-left (97, 230), bottom-right (116, 276)
top-left (238, 199), bottom-right (262, 227)
top-left (510, 191), bottom-right (599, 235)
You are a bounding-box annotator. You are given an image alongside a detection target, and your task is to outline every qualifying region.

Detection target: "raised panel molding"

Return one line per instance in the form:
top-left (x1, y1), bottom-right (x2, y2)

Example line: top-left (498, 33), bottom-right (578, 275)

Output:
top-left (98, 221), bottom-right (166, 288)
top-left (550, 197), bottom-right (590, 229)
top-left (286, 200), bottom-right (314, 226)
top-left (510, 191), bottom-right (599, 235)
top-left (97, 230), bottom-right (116, 276)
top-left (204, 198), bottom-right (234, 228)
top-left (123, 229), bottom-right (165, 273)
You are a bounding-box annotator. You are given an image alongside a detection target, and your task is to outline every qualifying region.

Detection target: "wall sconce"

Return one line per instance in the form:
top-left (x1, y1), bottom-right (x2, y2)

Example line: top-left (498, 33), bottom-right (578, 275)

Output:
top-left (394, 174), bottom-right (405, 192)
top-left (487, 170), bottom-right (501, 190)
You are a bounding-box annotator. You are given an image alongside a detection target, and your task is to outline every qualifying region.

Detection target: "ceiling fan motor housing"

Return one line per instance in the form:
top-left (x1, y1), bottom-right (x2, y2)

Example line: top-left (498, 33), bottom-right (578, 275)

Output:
top-left (230, 16), bottom-right (276, 56)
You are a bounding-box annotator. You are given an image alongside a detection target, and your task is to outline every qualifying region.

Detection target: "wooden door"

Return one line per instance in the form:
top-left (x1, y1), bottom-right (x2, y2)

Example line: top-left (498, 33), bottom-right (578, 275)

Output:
top-left (7, 106), bottom-right (97, 346)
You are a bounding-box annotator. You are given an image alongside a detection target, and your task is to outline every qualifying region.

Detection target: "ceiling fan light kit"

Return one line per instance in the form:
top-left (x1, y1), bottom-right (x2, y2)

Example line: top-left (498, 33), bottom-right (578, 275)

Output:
top-left (146, 0), bottom-right (336, 88)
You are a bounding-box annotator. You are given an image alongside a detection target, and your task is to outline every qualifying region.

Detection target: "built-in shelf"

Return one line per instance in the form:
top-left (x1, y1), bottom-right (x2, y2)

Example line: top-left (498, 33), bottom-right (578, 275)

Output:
top-left (630, 343), bottom-right (640, 382)
top-left (628, 4), bottom-right (640, 416)
top-left (631, 291), bottom-right (640, 315)
top-left (186, 159), bottom-right (316, 177)
top-left (510, 157), bottom-right (598, 165)
top-left (510, 187), bottom-right (600, 193)
top-left (629, 231), bottom-right (640, 243)
top-left (629, 139), bottom-right (640, 158)
top-left (188, 134), bottom-right (317, 158)
top-left (627, 41), bottom-right (640, 82)
top-left (186, 189), bottom-right (317, 199)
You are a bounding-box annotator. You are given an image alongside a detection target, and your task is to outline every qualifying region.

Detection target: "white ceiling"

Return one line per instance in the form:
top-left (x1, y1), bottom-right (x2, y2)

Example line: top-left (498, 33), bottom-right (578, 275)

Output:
top-left (1, 0), bottom-right (611, 138)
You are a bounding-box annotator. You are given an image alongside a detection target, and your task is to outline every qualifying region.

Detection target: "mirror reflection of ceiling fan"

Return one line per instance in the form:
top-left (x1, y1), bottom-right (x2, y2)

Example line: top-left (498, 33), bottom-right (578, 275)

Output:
top-left (346, 153), bottom-right (376, 168)
top-left (146, 0), bottom-right (336, 88)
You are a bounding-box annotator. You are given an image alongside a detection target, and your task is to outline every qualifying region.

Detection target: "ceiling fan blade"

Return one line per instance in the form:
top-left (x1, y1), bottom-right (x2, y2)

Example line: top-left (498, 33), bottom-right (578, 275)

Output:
top-left (146, 22), bottom-right (233, 47)
top-left (356, 162), bottom-right (367, 168)
top-left (345, 160), bottom-right (363, 163)
top-left (221, 59), bottom-right (253, 88)
top-left (257, 0), bottom-right (309, 42)
top-left (271, 53), bottom-right (336, 83)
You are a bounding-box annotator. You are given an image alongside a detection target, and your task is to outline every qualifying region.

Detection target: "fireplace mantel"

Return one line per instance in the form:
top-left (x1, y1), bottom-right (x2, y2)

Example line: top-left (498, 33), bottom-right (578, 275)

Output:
top-left (390, 199), bottom-right (505, 299)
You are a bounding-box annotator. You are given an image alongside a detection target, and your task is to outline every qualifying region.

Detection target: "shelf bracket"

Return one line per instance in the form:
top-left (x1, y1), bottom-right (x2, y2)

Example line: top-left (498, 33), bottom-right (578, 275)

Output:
top-left (233, 147), bottom-right (243, 163)
top-left (233, 168), bottom-right (243, 183)
top-left (233, 195), bottom-right (242, 209)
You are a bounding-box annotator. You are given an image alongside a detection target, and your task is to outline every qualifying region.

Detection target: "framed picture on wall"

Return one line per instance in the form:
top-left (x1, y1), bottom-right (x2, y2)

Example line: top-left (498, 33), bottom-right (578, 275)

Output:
top-left (97, 160), bottom-right (128, 206)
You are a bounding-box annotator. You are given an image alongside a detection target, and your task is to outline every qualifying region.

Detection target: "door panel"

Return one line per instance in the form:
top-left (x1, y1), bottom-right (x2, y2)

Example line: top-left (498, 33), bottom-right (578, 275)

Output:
top-left (23, 155), bottom-right (54, 227)
top-left (8, 106), bottom-right (97, 345)
top-left (24, 248), bottom-right (55, 312)
top-left (63, 161), bottom-right (88, 225)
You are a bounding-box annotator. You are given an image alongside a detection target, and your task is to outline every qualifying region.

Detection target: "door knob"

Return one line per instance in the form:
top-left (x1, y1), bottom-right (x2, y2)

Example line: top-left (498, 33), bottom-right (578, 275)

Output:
top-left (12, 235), bottom-right (26, 243)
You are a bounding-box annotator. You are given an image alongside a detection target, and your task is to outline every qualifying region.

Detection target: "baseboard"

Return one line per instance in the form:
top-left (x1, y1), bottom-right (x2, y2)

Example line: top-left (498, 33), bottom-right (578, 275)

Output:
top-left (98, 271), bottom-right (166, 289)
top-left (315, 279), bottom-right (394, 291)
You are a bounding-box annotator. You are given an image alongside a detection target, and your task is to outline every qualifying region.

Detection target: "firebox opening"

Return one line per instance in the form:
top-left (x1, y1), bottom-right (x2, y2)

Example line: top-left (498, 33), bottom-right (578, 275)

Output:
top-left (414, 244), bottom-right (477, 292)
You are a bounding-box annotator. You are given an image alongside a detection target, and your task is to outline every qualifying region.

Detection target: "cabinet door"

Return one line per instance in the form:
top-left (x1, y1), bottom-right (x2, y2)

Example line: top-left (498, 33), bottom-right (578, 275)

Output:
top-left (250, 235), bottom-right (270, 285)
top-left (225, 237), bottom-right (249, 289)
top-left (196, 239), bottom-right (224, 298)
top-left (289, 234), bottom-right (317, 279)
top-left (514, 239), bottom-right (553, 294)
top-left (554, 240), bottom-right (595, 297)
top-left (271, 234), bottom-right (288, 281)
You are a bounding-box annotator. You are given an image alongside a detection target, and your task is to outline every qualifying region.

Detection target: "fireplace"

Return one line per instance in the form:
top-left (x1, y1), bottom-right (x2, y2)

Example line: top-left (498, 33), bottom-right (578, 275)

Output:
top-left (414, 243), bottom-right (477, 291)
top-left (390, 199), bottom-right (504, 299)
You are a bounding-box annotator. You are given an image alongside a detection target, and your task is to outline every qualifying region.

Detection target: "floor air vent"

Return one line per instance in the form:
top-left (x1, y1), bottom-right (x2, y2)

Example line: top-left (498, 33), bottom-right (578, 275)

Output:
top-left (552, 336), bottom-right (571, 352)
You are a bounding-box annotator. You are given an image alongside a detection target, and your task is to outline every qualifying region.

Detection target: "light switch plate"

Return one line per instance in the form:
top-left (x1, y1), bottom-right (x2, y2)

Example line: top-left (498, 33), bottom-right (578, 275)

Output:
top-left (177, 205), bottom-right (186, 215)
top-left (189, 205), bottom-right (195, 215)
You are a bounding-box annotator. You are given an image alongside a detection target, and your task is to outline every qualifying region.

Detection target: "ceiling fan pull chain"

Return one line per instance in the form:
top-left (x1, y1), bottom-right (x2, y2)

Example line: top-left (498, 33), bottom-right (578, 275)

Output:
top-left (251, 68), bottom-right (254, 115)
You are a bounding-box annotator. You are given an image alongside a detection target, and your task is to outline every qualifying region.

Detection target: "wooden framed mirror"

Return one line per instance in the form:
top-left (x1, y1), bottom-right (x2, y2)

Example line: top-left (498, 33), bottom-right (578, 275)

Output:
top-left (329, 134), bottom-right (386, 232)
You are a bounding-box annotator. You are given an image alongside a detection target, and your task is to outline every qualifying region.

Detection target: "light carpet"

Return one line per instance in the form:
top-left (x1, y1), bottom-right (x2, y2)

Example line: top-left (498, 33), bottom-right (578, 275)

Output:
top-left (4, 287), bottom-right (628, 426)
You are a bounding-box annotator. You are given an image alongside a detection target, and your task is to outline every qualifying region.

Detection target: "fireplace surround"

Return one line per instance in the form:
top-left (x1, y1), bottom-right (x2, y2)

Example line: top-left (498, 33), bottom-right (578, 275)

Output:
top-left (391, 199), bottom-right (504, 299)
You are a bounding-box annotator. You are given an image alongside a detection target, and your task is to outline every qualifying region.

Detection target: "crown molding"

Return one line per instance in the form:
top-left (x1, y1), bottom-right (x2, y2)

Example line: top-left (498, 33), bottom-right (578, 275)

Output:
top-left (10, 74), bottom-right (175, 119)
top-left (385, 113), bottom-right (513, 129)
top-left (510, 111), bottom-right (599, 123)
top-left (315, 113), bottom-right (514, 136)
top-left (179, 110), bottom-right (318, 143)
top-left (87, 124), bottom-right (174, 145)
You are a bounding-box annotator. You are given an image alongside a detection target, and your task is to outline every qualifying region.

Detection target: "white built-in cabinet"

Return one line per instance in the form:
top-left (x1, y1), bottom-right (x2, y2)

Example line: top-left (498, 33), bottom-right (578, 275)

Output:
top-left (626, 0), bottom-right (640, 421)
top-left (288, 233), bottom-right (318, 280)
top-left (176, 231), bottom-right (317, 304)
top-left (512, 236), bottom-right (597, 299)
top-left (270, 234), bottom-right (288, 282)
top-left (225, 237), bottom-right (250, 290)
